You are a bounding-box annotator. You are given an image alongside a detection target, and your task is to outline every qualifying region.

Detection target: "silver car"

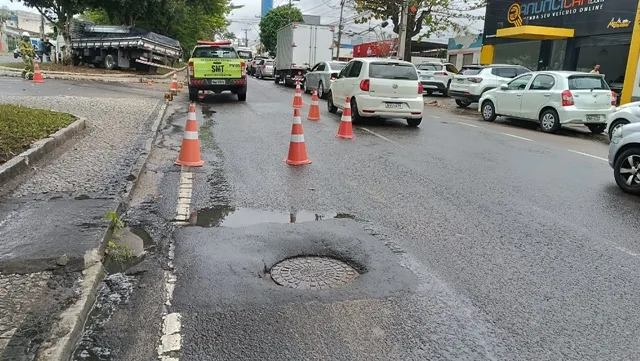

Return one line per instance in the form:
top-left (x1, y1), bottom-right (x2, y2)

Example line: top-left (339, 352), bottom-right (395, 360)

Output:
top-left (256, 59), bottom-right (274, 79)
top-left (303, 61), bottom-right (347, 99)
top-left (609, 122), bottom-right (640, 195)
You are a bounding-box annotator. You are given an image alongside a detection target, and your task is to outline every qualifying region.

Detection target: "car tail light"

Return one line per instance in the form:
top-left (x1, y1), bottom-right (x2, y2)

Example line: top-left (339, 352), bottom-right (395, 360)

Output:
top-left (435, 72), bottom-right (447, 76)
top-left (561, 90), bottom-right (574, 106)
top-left (611, 91), bottom-right (617, 106)
top-left (468, 77), bottom-right (483, 83)
top-left (241, 60), bottom-right (247, 78)
top-left (188, 61), bottom-right (194, 78)
top-left (418, 82), bottom-right (423, 94)
top-left (360, 79), bottom-right (370, 91)
top-left (330, 75), bottom-right (336, 81)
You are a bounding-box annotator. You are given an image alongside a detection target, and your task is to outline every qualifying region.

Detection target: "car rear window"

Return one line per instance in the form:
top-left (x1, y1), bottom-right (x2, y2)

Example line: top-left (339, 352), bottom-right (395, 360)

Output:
top-left (458, 67), bottom-right (482, 75)
top-left (265, 60), bottom-right (273, 65)
top-left (193, 46), bottom-right (238, 58)
top-left (237, 50), bottom-right (252, 59)
top-left (568, 75), bottom-right (610, 90)
top-left (329, 62), bottom-right (346, 70)
top-left (418, 64), bottom-right (441, 71)
top-left (369, 62), bottom-right (418, 80)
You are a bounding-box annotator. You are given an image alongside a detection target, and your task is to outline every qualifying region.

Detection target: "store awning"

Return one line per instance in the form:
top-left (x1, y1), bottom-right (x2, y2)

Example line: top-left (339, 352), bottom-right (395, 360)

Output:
top-left (496, 25), bottom-right (575, 40)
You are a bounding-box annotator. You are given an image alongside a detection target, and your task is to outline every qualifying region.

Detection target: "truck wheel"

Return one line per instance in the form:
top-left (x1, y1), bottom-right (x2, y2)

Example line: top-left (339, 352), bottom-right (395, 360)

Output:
top-left (72, 55), bottom-right (81, 66)
top-left (238, 92), bottom-right (247, 101)
top-left (189, 88), bottom-right (199, 102)
top-left (104, 54), bottom-right (117, 70)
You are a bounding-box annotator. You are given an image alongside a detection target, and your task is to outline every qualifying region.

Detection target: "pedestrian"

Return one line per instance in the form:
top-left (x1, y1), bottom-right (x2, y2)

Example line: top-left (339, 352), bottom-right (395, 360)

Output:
top-left (590, 64), bottom-right (601, 74)
top-left (43, 37), bottom-right (53, 62)
top-left (18, 32), bottom-right (35, 80)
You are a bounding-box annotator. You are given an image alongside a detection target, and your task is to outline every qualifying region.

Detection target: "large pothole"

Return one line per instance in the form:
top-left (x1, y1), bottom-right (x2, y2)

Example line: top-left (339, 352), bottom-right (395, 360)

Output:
top-left (270, 256), bottom-right (359, 290)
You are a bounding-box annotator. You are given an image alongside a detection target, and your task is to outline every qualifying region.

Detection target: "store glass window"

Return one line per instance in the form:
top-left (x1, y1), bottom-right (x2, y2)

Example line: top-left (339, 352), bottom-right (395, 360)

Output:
top-left (448, 55), bottom-right (457, 64)
top-left (547, 40), bottom-right (566, 70)
top-left (576, 44), bottom-right (630, 87)
top-left (493, 41), bottom-right (541, 71)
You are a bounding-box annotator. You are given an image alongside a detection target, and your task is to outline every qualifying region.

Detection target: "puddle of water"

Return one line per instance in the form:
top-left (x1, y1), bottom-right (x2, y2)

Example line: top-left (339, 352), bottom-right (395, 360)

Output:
top-left (194, 207), bottom-right (355, 228)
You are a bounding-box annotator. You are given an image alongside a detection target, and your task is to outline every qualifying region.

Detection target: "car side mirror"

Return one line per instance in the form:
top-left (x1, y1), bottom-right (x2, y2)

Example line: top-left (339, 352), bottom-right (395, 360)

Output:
top-left (500, 84), bottom-right (509, 90)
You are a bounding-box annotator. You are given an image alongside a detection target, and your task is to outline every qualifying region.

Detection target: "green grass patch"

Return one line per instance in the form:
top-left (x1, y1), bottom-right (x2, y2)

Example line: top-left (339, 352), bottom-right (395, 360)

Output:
top-left (0, 104), bottom-right (75, 164)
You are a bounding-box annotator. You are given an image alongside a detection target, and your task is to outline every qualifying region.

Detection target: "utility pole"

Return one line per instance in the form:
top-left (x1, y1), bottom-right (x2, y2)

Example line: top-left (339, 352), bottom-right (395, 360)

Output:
top-left (241, 28), bottom-right (250, 47)
top-left (336, 0), bottom-right (346, 59)
top-left (39, 14), bottom-right (45, 39)
top-left (397, 0), bottom-right (409, 60)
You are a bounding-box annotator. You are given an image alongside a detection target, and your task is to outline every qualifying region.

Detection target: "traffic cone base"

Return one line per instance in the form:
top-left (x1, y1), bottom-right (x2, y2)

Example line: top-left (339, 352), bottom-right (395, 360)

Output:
top-left (336, 97), bottom-right (355, 139)
top-left (32, 60), bottom-right (44, 83)
top-left (307, 89), bottom-right (321, 121)
top-left (285, 108), bottom-right (311, 165)
top-left (175, 103), bottom-right (204, 167)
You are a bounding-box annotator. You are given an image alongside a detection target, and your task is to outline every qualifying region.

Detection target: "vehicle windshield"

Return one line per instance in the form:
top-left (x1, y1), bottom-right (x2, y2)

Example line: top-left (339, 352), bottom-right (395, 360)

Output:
top-left (192, 46), bottom-right (238, 58)
top-left (265, 60), bottom-right (274, 65)
top-left (369, 62), bottom-right (418, 80)
top-left (568, 75), bottom-right (610, 90)
top-left (458, 67), bottom-right (482, 75)
top-left (418, 64), bottom-right (441, 71)
top-left (237, 50), bottom-right (253, 60)
top-left (329, 62), bottom-right (346, 70)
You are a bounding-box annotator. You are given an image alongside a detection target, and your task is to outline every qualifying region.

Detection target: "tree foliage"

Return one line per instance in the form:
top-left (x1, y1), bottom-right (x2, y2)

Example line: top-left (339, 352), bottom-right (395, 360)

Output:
top-left (11, 0), bottom-right (88, 64)
top-left (259, 5), bottom-right (304, 53)
top-left (351, 0), bottom-right (486, 60)
top-left (84, 0), bottom-right (234, 56)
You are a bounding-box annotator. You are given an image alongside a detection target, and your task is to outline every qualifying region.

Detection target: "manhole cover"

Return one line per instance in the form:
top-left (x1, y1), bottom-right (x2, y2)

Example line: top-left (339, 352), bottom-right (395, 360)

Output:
top-left (270, 256), bottom-right (359, 290)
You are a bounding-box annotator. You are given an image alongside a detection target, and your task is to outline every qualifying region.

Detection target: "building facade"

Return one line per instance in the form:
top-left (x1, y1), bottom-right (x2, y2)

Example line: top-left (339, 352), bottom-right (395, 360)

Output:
top-left (481, 0), bottom-right (640, 103)
top-left (447, 34), bottom-right (482, 69)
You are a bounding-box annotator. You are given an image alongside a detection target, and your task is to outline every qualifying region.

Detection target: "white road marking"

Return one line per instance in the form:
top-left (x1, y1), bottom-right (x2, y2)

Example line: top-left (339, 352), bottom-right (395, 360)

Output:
top-left (358, 127), bottom-right (399, 145)
top-left (567, 149), bottom-right (608, 162)
top-left (175, 167), bottom-right (193, 224)
top-left (500, 132), bottom-right (533, 142)
top-left (456, 121), bottom-right (479, 128)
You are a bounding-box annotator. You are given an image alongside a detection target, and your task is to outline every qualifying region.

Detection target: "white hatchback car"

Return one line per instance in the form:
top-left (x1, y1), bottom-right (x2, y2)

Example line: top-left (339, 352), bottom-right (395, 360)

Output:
top-left (606, 101), bottom-right (640, 140)
top-left (328, 58), bottom-right (424, 127)
top-left (416, 62), bottom-right (458, 96)
top-left (479, 71), bottom-right (617, 133)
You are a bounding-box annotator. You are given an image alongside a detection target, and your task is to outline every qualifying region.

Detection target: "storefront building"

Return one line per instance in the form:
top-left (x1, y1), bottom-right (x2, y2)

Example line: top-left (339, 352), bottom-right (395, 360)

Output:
top-left (481, 0), bottom-right (640, 104)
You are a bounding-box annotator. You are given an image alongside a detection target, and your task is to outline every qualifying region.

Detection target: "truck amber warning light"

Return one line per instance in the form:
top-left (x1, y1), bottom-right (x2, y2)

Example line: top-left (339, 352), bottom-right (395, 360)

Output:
top-left (508, 4), bottom-right (523, 26)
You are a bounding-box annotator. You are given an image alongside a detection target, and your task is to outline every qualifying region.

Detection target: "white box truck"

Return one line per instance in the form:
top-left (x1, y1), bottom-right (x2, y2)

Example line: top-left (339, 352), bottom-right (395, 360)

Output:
top-left (274, 23), bottom-right (334, 86)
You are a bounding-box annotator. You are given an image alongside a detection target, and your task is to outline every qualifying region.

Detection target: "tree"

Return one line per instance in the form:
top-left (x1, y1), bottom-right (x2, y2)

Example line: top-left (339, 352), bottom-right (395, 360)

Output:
top-left (352, 0), bottom-right (486, 60)
top-left (85, 0), bottom-right (234, 57)
top-left (259, 5), bottom-right (303, 53)
top-left (213, 27), bottom-right (236, 41)
top-left (11, 0), bottom-right (89, 64)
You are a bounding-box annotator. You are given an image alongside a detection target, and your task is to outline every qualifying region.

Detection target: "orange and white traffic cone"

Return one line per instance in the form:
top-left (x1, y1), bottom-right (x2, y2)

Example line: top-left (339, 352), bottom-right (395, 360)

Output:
top-left (32, 59), bottom-right (44, 83)
top-left (292, 81), bottom-right (303, 108)
top-left (285, 108), bottom-right (311, 166)
top-left (307, 89), bottom-right (321, 121)
top-left (336, 97), bottom-right (354, 139)
top-left (170, 73), bottom-right (179, 95)
top-left (175, 103), bottom-right (205, 167)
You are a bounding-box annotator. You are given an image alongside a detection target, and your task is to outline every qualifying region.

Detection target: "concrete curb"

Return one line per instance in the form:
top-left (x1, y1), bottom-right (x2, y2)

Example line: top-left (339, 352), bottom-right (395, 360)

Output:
top-left (0, 65), bottom-right (187, 83)
top-left (0, 117), bottom-right (86, 187)
top-left (35, 101), bottom-right (170, 361)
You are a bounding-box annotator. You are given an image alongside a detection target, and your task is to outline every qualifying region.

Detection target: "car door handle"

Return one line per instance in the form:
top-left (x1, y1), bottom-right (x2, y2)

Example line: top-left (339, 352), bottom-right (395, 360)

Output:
top-left (543, 94), bottom-right (551, 97)
top-left (516, 94), bottom-right (522, 97)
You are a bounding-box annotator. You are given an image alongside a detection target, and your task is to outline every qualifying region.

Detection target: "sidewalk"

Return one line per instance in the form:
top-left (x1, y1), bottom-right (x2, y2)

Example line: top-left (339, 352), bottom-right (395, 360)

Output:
top-left (0, 91), bottom-right (167, 359)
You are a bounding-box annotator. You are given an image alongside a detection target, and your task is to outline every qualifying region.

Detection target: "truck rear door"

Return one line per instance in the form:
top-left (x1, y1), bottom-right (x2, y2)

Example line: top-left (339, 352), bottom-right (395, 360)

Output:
top-left (190, 45), bottom-right (243, 79)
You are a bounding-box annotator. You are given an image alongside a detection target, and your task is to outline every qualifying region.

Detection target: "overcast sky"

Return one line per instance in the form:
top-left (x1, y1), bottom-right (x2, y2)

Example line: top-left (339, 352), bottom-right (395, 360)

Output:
top-left (0, 0), bottom-right (484, 46)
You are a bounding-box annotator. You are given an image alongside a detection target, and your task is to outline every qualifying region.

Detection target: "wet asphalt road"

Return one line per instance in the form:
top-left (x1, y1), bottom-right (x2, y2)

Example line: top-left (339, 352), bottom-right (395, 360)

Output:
top-left (84, 76), bottom-right (640, 360)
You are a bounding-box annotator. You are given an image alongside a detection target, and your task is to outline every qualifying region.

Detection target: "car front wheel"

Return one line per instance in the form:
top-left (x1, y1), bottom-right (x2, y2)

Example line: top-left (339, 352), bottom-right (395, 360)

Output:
top-left (608, 119), bottom-right (630, 140)
top-left (481, 100), bottom-right (497, 122)
top-left (318, 82), bottom-right (325, 99)
top-left (327, 91), bottom-right (337, 113)
top-left (539, 109), bottom-right (560, 133)
top-left (614, 147), bottom-right (640, 195)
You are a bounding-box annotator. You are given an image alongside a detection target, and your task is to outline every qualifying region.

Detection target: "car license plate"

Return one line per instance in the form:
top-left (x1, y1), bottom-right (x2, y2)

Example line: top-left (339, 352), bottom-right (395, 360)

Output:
top-left (210, 80), bottom-right (226, 85)
top-left (586, 114), bottom-right (601, 122)
top-left (385, 103), bottom-right (402, 109)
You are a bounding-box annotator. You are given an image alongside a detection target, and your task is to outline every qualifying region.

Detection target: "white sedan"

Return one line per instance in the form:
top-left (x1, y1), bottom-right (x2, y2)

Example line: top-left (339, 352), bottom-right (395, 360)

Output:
top-left (478, 71), bottom-right (617, 134)
top-left (328, 58), bottom-right (424, 127)
top-left (606, 101), bottom-right (640, 140)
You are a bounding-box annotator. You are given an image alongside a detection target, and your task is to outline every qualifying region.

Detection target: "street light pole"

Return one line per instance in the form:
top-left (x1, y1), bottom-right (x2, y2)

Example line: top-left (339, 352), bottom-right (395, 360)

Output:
top-left (336, 0), bottom-right (346, 59)
top-left (397, 0), bottom-right (409, 60)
